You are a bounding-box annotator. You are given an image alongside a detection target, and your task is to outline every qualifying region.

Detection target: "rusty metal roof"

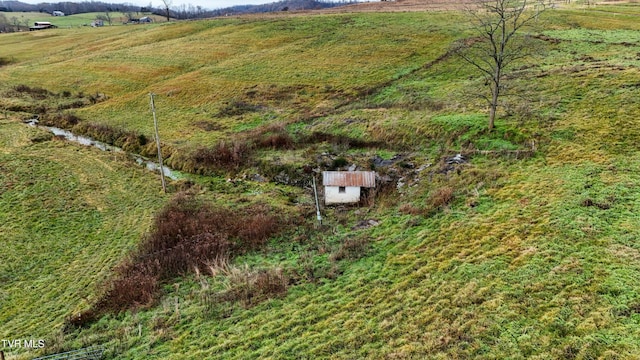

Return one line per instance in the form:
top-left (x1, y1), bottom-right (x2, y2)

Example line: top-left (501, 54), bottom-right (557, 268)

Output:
top-left (322, 171), bottom-right (376, 188)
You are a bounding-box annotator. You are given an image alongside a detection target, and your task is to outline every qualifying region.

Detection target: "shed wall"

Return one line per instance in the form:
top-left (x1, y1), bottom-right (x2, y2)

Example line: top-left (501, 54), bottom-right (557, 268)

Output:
top-left (325, 186), bottom-right (361, 204)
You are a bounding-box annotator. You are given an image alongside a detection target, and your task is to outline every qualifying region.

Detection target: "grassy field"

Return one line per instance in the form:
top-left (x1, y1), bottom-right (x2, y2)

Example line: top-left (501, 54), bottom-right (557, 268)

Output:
top-left (0, 119), bottom-right (169, 353)
top-left (2, 3), bottom-right (640, 359)
top-left (0, 11), bottom-right (164, 28)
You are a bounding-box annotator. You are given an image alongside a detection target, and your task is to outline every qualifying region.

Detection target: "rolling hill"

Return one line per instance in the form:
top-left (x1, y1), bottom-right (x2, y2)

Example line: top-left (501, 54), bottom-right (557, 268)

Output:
top-left (2, 2), bottom-right (640, 359)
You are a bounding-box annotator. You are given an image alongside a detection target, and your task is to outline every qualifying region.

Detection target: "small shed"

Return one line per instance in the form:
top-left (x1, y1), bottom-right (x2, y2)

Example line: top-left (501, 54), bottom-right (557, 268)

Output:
top-left (322, 171), bottom-right (376, 205)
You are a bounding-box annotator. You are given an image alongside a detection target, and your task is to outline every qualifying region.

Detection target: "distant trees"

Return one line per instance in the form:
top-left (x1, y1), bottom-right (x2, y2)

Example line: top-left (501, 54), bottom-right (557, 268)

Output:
top-left (453, 0), bottom-right (545, 131)
top-left (10, 16), bottom-right (18, 30)
top-left (0, 0), bottom-right (358, 25)
top-left (96, 12), bottom-right (112, 25)
top-left (20, 15), bottom-right (30, 29)
top-left (0, 2), bottom-right (144, 15)
top-left (122, 10), bottom-right (135, 22)
top-left (0, 13), bottom-right (23, 32)
top-left (0, 13), bottom-right (9, 32)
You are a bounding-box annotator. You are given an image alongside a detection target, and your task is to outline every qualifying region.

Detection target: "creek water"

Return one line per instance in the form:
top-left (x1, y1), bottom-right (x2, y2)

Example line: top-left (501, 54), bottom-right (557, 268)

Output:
top-left (26, 120), bottom-right (180, 180)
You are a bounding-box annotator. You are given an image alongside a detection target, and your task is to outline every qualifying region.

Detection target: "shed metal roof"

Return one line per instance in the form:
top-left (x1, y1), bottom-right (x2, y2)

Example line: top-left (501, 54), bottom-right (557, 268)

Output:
top-left (322, 171), bottom-right (376, 188)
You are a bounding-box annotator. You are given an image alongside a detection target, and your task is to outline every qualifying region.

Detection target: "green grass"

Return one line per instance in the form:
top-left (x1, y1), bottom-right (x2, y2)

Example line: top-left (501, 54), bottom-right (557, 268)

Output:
top-left (0, 119), bottom-right (169, 356)
top-left (0, 11), bottom-right (164, 27)
top-left (3, 4), bottom-right (640, 359)
top-left (0, 12), bottom-right (456, 148)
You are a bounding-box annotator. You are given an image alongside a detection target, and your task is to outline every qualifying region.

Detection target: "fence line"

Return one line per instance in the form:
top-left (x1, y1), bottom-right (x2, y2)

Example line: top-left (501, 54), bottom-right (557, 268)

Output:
top-left (32, 346), bottom-right (104, 360)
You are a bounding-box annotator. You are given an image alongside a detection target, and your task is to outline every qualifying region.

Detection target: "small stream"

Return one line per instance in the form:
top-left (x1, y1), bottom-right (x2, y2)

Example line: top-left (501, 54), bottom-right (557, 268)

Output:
top-left (25, 120), bottom-right (180, 180)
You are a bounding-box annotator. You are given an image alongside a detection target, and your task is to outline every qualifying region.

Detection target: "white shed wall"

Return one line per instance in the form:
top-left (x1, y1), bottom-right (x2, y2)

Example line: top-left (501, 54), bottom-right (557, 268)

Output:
top-left (325, 186), bottom-right (361, 204)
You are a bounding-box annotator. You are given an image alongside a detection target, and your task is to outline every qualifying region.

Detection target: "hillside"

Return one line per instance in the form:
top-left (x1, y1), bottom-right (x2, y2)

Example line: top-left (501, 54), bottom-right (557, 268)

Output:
top-left (2, 4), bottom-right (640, 359)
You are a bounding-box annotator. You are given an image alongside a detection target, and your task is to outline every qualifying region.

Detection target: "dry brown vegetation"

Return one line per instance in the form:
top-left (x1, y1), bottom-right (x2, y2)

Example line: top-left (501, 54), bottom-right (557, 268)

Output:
top-left (68, 194), bottom-right (287, 327)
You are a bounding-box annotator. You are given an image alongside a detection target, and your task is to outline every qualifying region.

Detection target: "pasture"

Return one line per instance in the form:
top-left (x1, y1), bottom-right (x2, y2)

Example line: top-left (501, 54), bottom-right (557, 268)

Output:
top-left (2, 2), bottom-right (640, 358)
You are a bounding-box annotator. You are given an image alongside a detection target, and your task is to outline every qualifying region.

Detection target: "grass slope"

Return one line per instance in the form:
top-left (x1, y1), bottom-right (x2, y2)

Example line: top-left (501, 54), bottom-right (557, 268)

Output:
top-left (0, 11), bottom-right (164, 28)
top-left (0, 120), bottom-right (169, 355)
top-left (2, 4), bottom-right (640, 359)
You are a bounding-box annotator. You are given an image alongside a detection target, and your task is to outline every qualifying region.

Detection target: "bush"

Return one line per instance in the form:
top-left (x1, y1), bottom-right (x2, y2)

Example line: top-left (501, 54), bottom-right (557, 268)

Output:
top-left (41, 112), bottom-right (81, 127)
top-left (428, 186), bottom-right (455, 209)
top-left (331, 157), bottom-right (348, 169)
top-left (256, 133), bottom-right (295, 150)
top-left (330, 236), bottom-right (371, 262)
top-left (13, 84), bottom-right (51, 100)
top-left (221, 265), bottom-right (289, 307)
top-left (249, 124), bottom-right (295, 150)
top-left (298, 131), bottom-right (382, 149)
top-left (73, 122), bottom-right (148, 152)
top-left (0, 57), bottom-right (12, 67)
top-left (399, 203), bottom-right (422, 215)
top-left (191, 141), bottom-right (254, 173)
top-left (71, 195), bottom-right (285, 326)
top-left (216, 100), bottom-right (261, 117)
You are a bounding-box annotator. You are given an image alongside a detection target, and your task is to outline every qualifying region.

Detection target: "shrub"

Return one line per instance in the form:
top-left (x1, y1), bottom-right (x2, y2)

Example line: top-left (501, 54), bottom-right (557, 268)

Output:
top-left (221, 265), bottom-right (289, 307)
top-left (57, 100), bottom-right (87, 110)
top-left (41, 112), bottom-right (81, 127)
top-left (0, 57), bottom-right (12, 67)
top-left (72, 122), bottom-right (148, 153)
top-left (428, 186), bottom-right (455, 209)
top-left (331, 157), bottom-right (348, 169)
top-left (256, 133), bottom-right (295, 150)
top-left (298, 131), bottom-right (383, 149)
top-left (191, 141), bottom-right (254, 174)
top-left (237, 213), bottom-right (280, 249)
top-left (330, 236), bottom-right (371, 262)
top-left (13, 84), bottom-right (51, 99)
top-left (71, 195), bottom-right (286, 326)
top-left (216, 100), bottom-right (261, 117)
top-left (399, 203), bottom-right (422, 215)
top-left (249, 123), bottom-right (295, 150)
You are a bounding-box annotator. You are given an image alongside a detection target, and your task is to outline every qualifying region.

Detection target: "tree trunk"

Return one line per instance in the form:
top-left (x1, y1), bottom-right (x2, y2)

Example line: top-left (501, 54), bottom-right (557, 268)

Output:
top-left (489, 81), bottom-right (499, 131)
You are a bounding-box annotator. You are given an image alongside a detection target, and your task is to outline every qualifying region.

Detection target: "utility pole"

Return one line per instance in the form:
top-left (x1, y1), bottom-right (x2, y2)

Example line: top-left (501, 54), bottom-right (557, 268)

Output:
top-left (312, 175), bottom-right (322, 227)
top-left (149, 93), bottom-right (167, 193)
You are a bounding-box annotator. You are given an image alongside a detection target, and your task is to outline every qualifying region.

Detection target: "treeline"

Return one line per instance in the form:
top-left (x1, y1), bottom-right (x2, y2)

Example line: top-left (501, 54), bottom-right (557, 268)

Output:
top-left (0, 1), bottom-right (143, 15)
top-left (204, 0), bottom-right (356, 17)
top-left (0, 0), bottom-right (356, 20)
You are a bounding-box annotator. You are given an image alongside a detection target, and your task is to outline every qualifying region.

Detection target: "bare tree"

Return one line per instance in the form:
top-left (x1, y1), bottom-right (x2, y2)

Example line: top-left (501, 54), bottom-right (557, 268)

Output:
top-left (454, 0), bottom-right (545, 131)
top-left (123, 10), bottom-right (135, 22)
top-left (161, 0), bottom-right (172, 22)
top-left (0, 13), bottom-right (10, 32)
top-left (10, 16), bottom-right (18, 31)
top-left (20, 15), bottom-right (30, 29)
top-left (102, 10), bottom-right (113, 25)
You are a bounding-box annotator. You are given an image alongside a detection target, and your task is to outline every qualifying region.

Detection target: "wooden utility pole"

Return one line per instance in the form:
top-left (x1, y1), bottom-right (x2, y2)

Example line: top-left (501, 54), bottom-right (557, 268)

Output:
top-left (312, 175), bottom-right (322, 227)
top-left (149, 93), bottom-right (167, 193)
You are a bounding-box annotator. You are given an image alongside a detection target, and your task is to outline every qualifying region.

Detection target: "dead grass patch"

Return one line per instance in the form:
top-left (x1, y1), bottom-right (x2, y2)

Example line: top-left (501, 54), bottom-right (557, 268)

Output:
top-left (428, 186), bottom-right (455, 209)
top-left (329, 236), bottom-right (371, 262)
top-left (219, 265), bottom-right (289, 307)
top-left (68, 194), bottom-right (286, 327)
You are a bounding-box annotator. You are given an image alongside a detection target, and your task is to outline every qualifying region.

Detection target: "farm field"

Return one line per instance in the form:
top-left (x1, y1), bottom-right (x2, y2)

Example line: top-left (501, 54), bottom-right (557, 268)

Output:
top-left (2, 2), bottom-right (640, 359)
top-left (0, 11), bottom-right (164, 28)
